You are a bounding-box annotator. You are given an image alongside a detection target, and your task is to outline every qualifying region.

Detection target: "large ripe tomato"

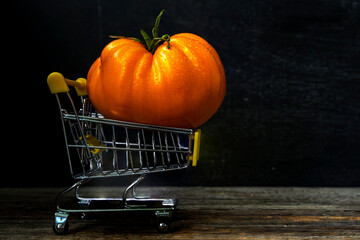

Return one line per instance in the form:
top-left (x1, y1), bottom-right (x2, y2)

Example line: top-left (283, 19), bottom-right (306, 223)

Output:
top-left (87, 12), bottom-right (226, 129)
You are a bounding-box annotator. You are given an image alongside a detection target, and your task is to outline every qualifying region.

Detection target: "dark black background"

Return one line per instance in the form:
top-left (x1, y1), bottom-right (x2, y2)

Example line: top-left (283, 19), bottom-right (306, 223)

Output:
top-left (5, 0), bottom-right (360, 187)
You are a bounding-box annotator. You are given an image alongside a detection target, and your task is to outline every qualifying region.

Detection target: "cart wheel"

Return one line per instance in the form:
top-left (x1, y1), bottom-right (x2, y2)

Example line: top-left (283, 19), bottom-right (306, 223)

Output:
top-left (53, 221), bottom-right (69, 235)
top-left (53, 212), bottom-right (69, 235)
top-left (155, 211), bottom-right (172, 233)
top-left (157, 219), bottom-right (171, 232)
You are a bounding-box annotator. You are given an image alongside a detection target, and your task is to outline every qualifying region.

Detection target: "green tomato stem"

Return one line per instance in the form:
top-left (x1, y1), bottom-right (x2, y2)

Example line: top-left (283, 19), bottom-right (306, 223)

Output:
top-left (110, 10), bottom-right (170, 54)
top-left (141, 10), bottom-right (171, 54)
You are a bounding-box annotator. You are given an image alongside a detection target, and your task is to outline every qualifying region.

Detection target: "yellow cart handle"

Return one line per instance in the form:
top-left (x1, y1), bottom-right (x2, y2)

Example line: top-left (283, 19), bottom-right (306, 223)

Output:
top-left (189, 129), bottom-right (201, 166)
top-left (47, 72), bottom-right (87, 96)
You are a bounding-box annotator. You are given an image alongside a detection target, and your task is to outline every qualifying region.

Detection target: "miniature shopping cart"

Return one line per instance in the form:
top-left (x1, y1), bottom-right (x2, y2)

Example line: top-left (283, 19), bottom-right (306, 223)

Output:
top-left (47, 72), bottom-right (201, 234)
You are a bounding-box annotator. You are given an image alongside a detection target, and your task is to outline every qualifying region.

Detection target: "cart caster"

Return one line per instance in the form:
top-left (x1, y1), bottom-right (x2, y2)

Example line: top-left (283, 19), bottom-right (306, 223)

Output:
top-left (155, 210), bottom-right (172, 233)
top-left (53, 212), bottom-right (69, 235)
top-left (53, 221), bottom-right (69, 235)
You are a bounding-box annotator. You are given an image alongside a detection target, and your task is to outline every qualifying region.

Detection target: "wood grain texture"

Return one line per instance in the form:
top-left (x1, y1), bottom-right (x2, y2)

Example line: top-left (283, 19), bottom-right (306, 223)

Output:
top-left (1, 187), bottom-right (359, 239)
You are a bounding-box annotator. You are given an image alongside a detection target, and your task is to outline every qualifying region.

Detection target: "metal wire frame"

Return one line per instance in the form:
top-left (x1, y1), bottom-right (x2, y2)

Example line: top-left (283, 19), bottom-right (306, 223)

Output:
top-left (55, 92), bottom-right (193, 179)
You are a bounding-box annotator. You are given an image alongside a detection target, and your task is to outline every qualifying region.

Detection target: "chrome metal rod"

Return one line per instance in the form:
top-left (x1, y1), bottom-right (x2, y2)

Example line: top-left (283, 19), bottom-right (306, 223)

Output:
top-left (122, 174), bottom-right (146, 205)
top-left (55, 179), bottom-right (92, 211)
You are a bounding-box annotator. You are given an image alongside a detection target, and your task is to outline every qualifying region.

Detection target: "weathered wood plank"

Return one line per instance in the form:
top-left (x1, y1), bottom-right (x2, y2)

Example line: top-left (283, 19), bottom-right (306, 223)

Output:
top-left (0, 187), bottom-right (359, 239)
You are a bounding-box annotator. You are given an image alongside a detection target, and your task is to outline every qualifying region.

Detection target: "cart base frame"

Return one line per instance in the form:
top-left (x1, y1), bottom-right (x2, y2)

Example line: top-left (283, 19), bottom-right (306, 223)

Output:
top-left (53, 174), bottom-right (177, 234)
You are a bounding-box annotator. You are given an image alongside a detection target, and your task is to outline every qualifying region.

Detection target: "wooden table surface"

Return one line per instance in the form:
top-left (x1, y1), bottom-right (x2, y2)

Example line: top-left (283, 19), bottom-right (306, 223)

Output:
top-left (0, 186), bottom-right (359, 239)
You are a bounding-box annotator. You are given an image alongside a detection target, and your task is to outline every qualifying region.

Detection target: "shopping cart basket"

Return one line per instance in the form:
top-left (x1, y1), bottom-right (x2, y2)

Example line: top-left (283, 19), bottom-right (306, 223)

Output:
top-left (47, 72), bottom-right (201, 234)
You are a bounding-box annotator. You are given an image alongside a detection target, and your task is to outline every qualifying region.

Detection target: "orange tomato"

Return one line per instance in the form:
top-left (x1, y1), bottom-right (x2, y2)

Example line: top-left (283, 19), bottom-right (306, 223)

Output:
top-left (87, 32), bottom-right (226, 129)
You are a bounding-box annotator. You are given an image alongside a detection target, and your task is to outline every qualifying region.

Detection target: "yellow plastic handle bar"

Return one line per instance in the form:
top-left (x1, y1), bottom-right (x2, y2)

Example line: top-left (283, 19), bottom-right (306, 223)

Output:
top-left (189, 129), bottom-right (201, 166)
top-left (47, 72), bottom-right (87, 96)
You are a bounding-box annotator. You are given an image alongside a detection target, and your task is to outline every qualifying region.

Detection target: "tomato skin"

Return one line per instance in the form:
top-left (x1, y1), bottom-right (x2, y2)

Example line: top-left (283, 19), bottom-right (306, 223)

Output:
top-left (87, 33), bottom-right (226, 129)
